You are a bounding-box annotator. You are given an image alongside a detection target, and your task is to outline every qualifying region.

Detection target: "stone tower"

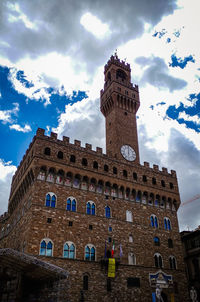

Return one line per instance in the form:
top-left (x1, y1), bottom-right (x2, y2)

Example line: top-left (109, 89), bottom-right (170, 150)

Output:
top-left (100, 53), bottom-right (140, 164)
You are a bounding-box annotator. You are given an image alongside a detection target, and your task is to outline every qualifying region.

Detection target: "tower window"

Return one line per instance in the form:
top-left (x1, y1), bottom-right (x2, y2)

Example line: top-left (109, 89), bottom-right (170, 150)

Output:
top-left (47, 218), bottom-right (52, 223)
top-left (93, 161), bottom-right (98, 169)
top-left (170, 182), bottom-right (174, 189)
top-left (82, 158), bottom-right (88, 166)
top-left (70, 155), bottom-right (76, 163)
top-left (124, 112), bottom-right (128, 116)
top-left (164, 217), bottom-right (171, 230)
top-left (133, 173), bottom-right (137, 180)
top-left (150, 215), bottom-right (158, 228)
top-left (89, 224), bottom-right (93, 230)
top-left (142, 175), bottom-right (147, 182)
top-left (116, 69), bottom-right (127, 81)
top-left (113, 167), bottom-right (117, 174)
top-left (161, 180), bottom-right (165, 187)
top-left (44, 147), bottom-right (51, 156)
top-left (152, 177), bottom-right (156, 185)
top-left (69, 221), bottom-right (73, 226)
top-left (168, 239), bottom-right (173, 248)
top-left (104, 164), bottom-right (109, 172)
top-left (169, 256), bottom-right (177, 269)
top-left (57, 151), bottom-right (63, 159)
top-left (123, 170), bottom-right (127, 177)
top-left (83, 275), bottom-right (89, 290)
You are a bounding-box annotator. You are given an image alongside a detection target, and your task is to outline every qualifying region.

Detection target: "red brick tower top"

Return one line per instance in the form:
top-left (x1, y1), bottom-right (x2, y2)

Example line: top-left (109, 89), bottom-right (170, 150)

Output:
top-left (100, 53), bottom-right (140, 164)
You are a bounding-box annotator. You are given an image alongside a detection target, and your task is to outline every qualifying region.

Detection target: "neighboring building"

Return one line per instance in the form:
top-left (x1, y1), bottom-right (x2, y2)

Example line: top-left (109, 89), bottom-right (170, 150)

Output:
top-left (181, 227), bottom-right (200, 301)
top-left (0, 54), bottom-right (189, 301)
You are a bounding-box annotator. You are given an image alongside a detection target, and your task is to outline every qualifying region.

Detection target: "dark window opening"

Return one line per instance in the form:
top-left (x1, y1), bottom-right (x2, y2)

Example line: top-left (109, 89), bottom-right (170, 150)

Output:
top-left (143, 175), bottom-right (147, 182)
top-left (47, 218), bottom-right (52, 223)
top-left (69, 221), bottom-right (73, 226)
top-left (106, 250), bottom-right (111, 258)
top-left (152, 177), bottom-right (156, 185)
top-left (168, 239), bottom-right (173, 248)
top-left (127, 277), bottom-right (140, 288)
top-left (124, 112), bottom-right (128, 116)
top-left (170, 182), bottom-right (174, 189)
top-left (82, 158), bottom-right (88, 166)
top-left (83, 275), bottom-right (88, 290)
top-left (104, 164), bottom-right (109, 172)
top-left (133, 173), bottom-right (137, 181)
top-left (154, 237), bottom-right (160, 246)
top-left (113, 167), bottom-right (117, 174)
top-left (123, 170), bottom-right (127, 177)
top-left (57, 151), bottom-right (63, 159)
top-left (107, 278), bottom-right (112, 291)
top-left (108, 237), bottom-right (112, 243)
top-left (161, 180), bottom-right (165, 187)
top-left (93, 161), bottom-right (98, 169)
top-left (105, 195), bottom-right (109, 200)
top-left (70, 155), bottom-right (76, 163)
top-left (44, 147), bottom-right (51, 156)
top-left (89, 225), bottom-right (93, 230)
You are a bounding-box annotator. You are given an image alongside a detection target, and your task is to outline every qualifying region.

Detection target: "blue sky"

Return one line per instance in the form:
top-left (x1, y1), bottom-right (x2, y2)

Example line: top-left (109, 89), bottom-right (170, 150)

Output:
top-left (0, 0), bottom-right (200, 231)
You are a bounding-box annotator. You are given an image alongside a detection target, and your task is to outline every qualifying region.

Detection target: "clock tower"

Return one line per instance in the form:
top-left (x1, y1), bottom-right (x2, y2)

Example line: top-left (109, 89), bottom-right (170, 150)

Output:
top-left (100, 54), bottom-right (140, 164)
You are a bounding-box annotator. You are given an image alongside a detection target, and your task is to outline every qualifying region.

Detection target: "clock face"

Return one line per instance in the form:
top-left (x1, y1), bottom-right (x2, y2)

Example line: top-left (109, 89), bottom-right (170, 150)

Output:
top-left (121, 145), bottom-right (136, 161)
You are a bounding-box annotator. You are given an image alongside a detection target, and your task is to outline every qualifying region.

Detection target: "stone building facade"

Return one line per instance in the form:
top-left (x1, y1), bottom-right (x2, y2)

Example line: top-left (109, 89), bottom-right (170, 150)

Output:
top-left (0, 55), bottom-right (189, 301)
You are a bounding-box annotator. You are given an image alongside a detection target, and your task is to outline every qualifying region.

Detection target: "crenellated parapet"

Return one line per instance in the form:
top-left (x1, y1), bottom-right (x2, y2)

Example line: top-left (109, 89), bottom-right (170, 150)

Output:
top-left (104, 54), bottom-right (131, 73)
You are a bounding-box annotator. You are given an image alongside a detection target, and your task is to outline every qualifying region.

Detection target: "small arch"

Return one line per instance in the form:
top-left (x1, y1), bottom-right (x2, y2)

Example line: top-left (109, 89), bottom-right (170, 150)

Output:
top-left (70, 154), bottom-right (76, 163)
top-left (151, 214), bottom-right (158, 228)
top-left (45, 192), bottom-right (56, 208)
top-left (142, 175), bottom-right (147, 182)
top-left (93, 161), bottom-right (98, 169)
top-left (123, 170), bottom-right (127, 178)
top-left (44, 147), bottom-right (51, 156)
top-left (104, 164), bottom-right (109, 172)
top-left (164, 217), bottom-right (171, 230)
top-left (113, 167), bottom-right (117, 174)
top-left (57, 151), bottom-right (63, 159)
top-left (86, 201), bottom-right (96, 215)
top-left (133, 172), bottom-right (137, 180)
top-left (126, 210), bottom-right (133, 222)
top-left (82, 158), bottom-right (88, 166)
top-left (83, 274), bottom-right (89, 290)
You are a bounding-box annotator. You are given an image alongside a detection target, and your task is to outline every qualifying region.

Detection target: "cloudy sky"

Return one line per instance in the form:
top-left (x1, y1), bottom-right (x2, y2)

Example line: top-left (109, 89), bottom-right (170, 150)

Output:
top-left (0, 0), bottom-right (199, 231)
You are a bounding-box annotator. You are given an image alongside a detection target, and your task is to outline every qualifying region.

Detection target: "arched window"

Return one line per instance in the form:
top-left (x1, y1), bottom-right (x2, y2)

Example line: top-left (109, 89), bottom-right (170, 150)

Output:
top-left (113, 167), bottom-right (117, 174)
top-left (150, 215), bottom-right (158, 228)
top-left (40, 239), bottom-right (53, 256)
top-left (44, 147), bottom-right (51, 155)
top-left (83, 274), bottom-right (89, 290)
top-left (45, 193), bottom-right (56, 208)
top-left (123, 170), bottom-right (127, 177)
top-left (152, 177), bottom-right (156, 185)
top-left (105, 206), bottom-right (111, 218)
top-left (133, 172), bottom-right (137, 180)
top-left (169, 256), bottom-right (177, 269)
top-left (70, 155), bottom-right (76, 163)
top-left (63, 242), bottom-right (75, 259)
top-left (86, 201), bottom-right (96, 215)
top-left (154, 253), bottom-right (163, 268)
top-left (154, 237), bottom-right (160, 246)
top-left (66, 197), bottom-right (77, 212)
top-left (128, 253), bottom-right (136, 265)
top-left (126, 210), bottom-right (133, 222)
top-left (143, 175), bottom-right (147, 182)
top-left (93, 161), bottom-right (98, 169)
top-left (129, 234), bottom-right (133, 243)
top-left (161, 180), bottom-right (165, 187)
top-left (57, 151), bottom-right (63, 159)
top-left (85, 245), bottom-right (96, 261)
top-left (116, 69), bottom-right (127, 81)
top-left (82, 158), bottom-right (88, 166)
top-left (164, 217), bottom-right (171, 230)
top-left (104, 164), bottom-right (109, 172)
top-left (168, 238), bottom-right (173, 248)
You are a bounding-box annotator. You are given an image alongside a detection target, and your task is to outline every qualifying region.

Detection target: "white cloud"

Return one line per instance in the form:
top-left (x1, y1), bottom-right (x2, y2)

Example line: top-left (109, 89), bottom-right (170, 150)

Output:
top-left (0, 103), bottom-right (19, 124)
top-left (0, 159), bottom-right (16, 215)
top-left (9, 123), bottom-right (32, 132)
top-left (80, 12), bottom-right (111, 39)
